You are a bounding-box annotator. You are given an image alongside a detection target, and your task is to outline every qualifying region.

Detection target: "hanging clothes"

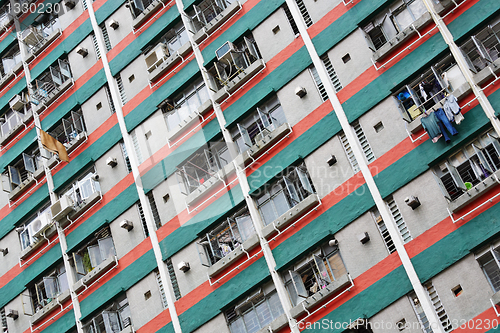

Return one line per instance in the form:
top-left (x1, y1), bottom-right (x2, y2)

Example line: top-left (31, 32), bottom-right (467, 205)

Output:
top-left (421, 112), bottom-right (443, 143)
top-left (454, 112), bottom-right (465, 125)
top-left (419, 83), bottom-right (428, 101)
top-left (435, 108), bottom-right (458, 141)
top-left (443, 94), bottom-right (460, 115)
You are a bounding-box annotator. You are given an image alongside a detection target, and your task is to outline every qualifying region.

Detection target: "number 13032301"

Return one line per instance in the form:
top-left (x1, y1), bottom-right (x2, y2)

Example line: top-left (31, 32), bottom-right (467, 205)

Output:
top-left (7, 2), bottom-right (63, 16)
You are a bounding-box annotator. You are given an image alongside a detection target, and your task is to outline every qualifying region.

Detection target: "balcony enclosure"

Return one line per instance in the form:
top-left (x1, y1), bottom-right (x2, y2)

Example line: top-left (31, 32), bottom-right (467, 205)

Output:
top-left (230, 95), bottom-right (286, 154)
top-left (0, 44), bottom-right (21, 78)
top-left (394, 54), bottom-right (460, 122)
top-left (162, 77), bottom-right (209, 131)
top-left (196, 206), bottom-right (255, 267)
top-left (254, 163), bottom-right (315, 226)
top-left (49, 110), bottom-right (86, 148)
top-left (206, 35), bottom-right (262, 91)
top-left (460, 15), bottom-right (500, 73)
top-left (25, 263), bottom-right (68, 314)
top-left (129, 0), bottom-right (156, 18)
top-left (362, 0), bottom-right (427, 51)
top-left (72, 227), bottom-right (115, 281)
top-left (188, 0), bottom-right (236, 33)
top-left (59, 167), bottom-right (101, 207)
top-left (2, 146), bottom-right (43, 193)
top-left (284, 242), bottom-right (347, 306)
top-left (19, 13), bottom-right (60, 55)
top-left (434, 129), bottom-right (500, 202)
top-left (31, 59), bottom-right (72, 106)
top-left (176, 140), bottom-right (232, 196)
top-left (18, 203), bottom-right (51, 251)
top-left (1, 92), bottom-right (32, 138)
top-left (82, 295), bottom-right (131, 333)
top-left (0, 3), bottom-right (13, 29)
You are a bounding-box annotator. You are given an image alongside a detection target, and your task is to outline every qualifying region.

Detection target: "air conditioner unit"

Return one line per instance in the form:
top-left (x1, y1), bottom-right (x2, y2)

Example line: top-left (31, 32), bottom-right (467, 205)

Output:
top-left (215, 41), bottom-right (236, 61)
top-left (109, 20), bottom-right (119, 30)
top-left (63, 0), bottom-right (76, 9)
top-left (145, 43), bottom-right (169, 70)
top-left (76, 46), bottom-right (88, 57)
top-left (51, 195), bottom-right (74, 221)
top-left (9, 94), bottom-right (24, 111)
top-left (177, 261), bottom-right (190, 272)
top-left (30, 212), bottom-right (52, 238)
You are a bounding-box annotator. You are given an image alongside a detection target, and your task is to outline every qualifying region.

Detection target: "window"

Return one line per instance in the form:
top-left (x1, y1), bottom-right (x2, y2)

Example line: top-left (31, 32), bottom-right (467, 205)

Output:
top-left (162, 77), bottom-right (209, 131)
top-left (2, 146), bottom-right (44, 193)
top-left (309, 65), bottom-right (328, 101)
top-left (230, 95), bottom-right (286, 153)
top-left (394, 54), bottom-right (458, 123)
top-left (321, 54), bottom-right (342, 92)
top-left (27, 262), bottom-right (68, 314)
top-left (59, 167), bottom-right (100, 206)
top-left (254, 163), bottom-right (315, 226)
top-left (131, 130), bottom-right (143, 164)
top-left (157, 21), bottom-right (188, 56)
top-left (361, 0), bottom-right (427, 51)
top-left (166, 259), bottom-right (181, 300)
top-left (147, 192), bottom-right (161, 229)
top-left (477, 245), bottom-right (500, 292)
top-left (426, 282), bottom-right (452, 332)
top-left (372, 198), bottom-right (411, 254)
top-left (339, 122), bottom-right (374, 173)
top-left (48, 110), bottom-right (86, 147)
top-left (91, 33), bottom-right (101, 59)
top-left (408, 292), bottom-right (433, 333)
top-left (20, 12), bottom-right (61, 55)
top-left (137, 201), bottom-right (149, 237)
top-left (294, 0), bottom-right (312, 27)
top-left (120, 142), bottom-right (132, 173)
top-left (0, 307), bottom-right (7, 333)
top-left (459, 15), bottom-right (500, 74)
top-left (196, 206), bottom-right (255, 267)
top-left (434, 129), bottom-right (500, 202)
top-left (154, 269), bottom-right (169, 308)
top-left (284, 241), bottom-right (347, 306)
top-left (72, 227), bottom-right (116, 281)
top-left (176, 140), bottom-right (231, 196)
top-left (225, 283), bottom-right (284, 333)
top-left (206, 34), bottom-right (262, 91)
top-left (31, 59), bottom-right (72, 106)
top-left (101, 24), bottom-right (112, 52)
top-left (188, 0), bottom-right (236, 33)
top-left (0, 44), bottom-right (21, 78)
top-left (115, 74), bottom-right (127, 106)
top-left (129, 0), bottom-right (155, 18)
top-left (18, 202), bottom-right (51, 251)
top-left (82, 295), bottom-right (131, 333)
top-left (104, 84), bottom-right (116, 114)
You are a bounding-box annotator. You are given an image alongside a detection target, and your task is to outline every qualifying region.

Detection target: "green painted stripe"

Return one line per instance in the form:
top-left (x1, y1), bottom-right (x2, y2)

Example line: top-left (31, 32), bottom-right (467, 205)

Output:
top-left (108, 6), bottom-right (180, 76)
top-left (95, 0), bottom-right (126, 25)
top-left (40, 309), bottom-right (77, 333)
top-left (65, 184), bottom-right (139, 253)
top-left (0, 33), bottom-right (17, 59)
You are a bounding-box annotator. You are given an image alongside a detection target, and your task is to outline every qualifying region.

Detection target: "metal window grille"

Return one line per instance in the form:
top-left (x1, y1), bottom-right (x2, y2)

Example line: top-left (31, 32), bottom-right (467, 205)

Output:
top-left (387, 198), bottom-right (412, 243)
top-left (91, 33), bottom-right (101, 59)
top-left (131, 130), bottom-right (143, 164)
top-left (120, 142), bottom-right (132, 173)
top-left (408, 292), bottom-right (433, 333)
top-left (353, 121), bottom-right (375, 163)
top-left (426, 282), bottom-right (452, 332)
top-left (101, 24), bottom-right (111, 52)
top-left (1, 308), bottom-right (7, 333)
top-left (105, 84), bottom-right (116, 114)
top-left (147, 192), bottom-right (161, 229)
top-left (309, 66), bottom-right (328, 101)
top-left (294, 0), bottom-right (312, 27)
top-left (137, 201), bottom-right (149, 238)
top-left (166, 259), bottom-right (182, 300)
top-left (321, 54), bottom-right (342, 92)
top-left (375, 214), bottom-right (396, 254)
top-left (115, 74), bottom-right (127, 105)
top-left (283, 4), bottom-right (299, 36)
top-left (339, 131), bottom-right (360, 173)
top-left (154, 269), bottom-right (169, 308)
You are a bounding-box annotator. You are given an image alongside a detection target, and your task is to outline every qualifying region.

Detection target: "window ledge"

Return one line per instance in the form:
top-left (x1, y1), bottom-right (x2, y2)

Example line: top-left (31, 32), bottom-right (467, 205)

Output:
top-left (473, 57), bottom-right (500, 87)
top-left (64, 131), bottom-right (87, 155)
top-left (73, 256), bottom-right (117, 293)
top-left (213, 59), bottom-right (265, 103)
top-left (31, 289), bottom-right (71, 325)
top-left (261, 194), bottom-right (320, 239)
top-left (19, 224), bottom-right (57, 260)
top-left (406, 81), bottom-right (471, 134)
top-left (448, 170), bottom-right (500, 213)
top-left (192, 1), bottom-right (241, 44)
top-left (373, 12), bottom-right (432, 63)
top-left (35, 78), bottom-right (73, 112)
top-left (207, 233), bottom-right (259, 278)
top-left (148, 42), bottom-right (192, 82)
top-left (186, 161), bottom-right (236, 208)
top-left (132, 0), bottom-right (168, 30)
top-left (236, 123), bottom-right (292, 167)
top-left (0, 110), bottom-right (33, 146)
top-left (290, 273), bottom-right (351, 319)
top-left (255, 313), bottom-right (288, 333)
top-left (167, 99), bottom-right (213, 142)
top-left (25, 29), bottom-right (61, 61)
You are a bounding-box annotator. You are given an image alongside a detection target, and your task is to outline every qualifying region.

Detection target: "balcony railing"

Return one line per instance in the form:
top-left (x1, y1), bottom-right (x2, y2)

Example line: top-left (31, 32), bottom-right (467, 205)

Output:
top-left (31, 59), bottom-right (73, 109)
top-left (19, 18), bottom-right (61, 57)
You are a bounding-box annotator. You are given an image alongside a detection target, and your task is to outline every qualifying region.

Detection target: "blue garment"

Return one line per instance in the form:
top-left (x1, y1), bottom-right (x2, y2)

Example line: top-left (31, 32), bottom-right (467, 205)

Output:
top-left (421, 112), bottom-right (442, 141)
top-left (435, 108), bottom-right (458, 140)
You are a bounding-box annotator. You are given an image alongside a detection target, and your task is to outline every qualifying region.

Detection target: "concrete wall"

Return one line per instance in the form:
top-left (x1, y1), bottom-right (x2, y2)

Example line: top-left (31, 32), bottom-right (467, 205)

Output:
top-left (192, 313), bottom-right (230, 333)
top-left (103, 5), bottom-right (134, 50)
top-left (0, 230), bottom-right (23, 279)
top-left (151, 174), bottom-right (180, 226)
top-left (81, 87), bottom-right (114, 135)
top-left (94, 143), bottom-right (130, 194)
top-left (170, 240), bottom-right (208, 296)
top-left (370, 296), bottom-right (423, 333)
top-left (304, 135), bottom-right (355, 199)
top-left (119, 57), bottom-right (150, 104)
top-left (302, 0), bottom-right (342, 25)
top-left (252, 7), bottom-right (297, 63)
top-left (357, 97), bottom-right (408, 160)
top-left (127, 272), bottom-right (165, 329)
top-left (335, 211), bottom-right (389, 279)
top-left (3, 295), bottom-right (30, 333)
top-left (58, 1), bottom-right (85, 31)
top-left (390, 170), bottom-right (450, 239)
top-left (131, 109), bottom-right (169, 164)
top-left (325, 28), bottom-right (374, 88)
top-left (67, 35), bottom-right (99, 81)
top-left (109, 205), bottom-right (145, 259)
top-left (277, 68), bottom-right (324, 127)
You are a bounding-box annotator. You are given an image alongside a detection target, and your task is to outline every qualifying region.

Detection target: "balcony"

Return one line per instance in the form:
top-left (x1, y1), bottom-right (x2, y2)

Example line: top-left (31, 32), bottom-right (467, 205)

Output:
top-left (0, 94), bottom-right (33, 146)
top-left (190, 0), bottom-right (241, 44)
top-left (4, 149), bottom-right (47, 201)
top-left (31, 59), bottom-right (73, 111)
top-left (448, 169), bottom-right (500, 213)
top-left (74, 256), bottom-right (117, 293)
top-left (0, 51), bottom-right (23, 90)
top-left (132, 0), bottom-right (170, 30)
top-left (166, 99), bottom-right (212, 142)
top-left (30, 289), bottom-right (71, 325)
top-left (20, 18), bottom-right (61, 59)
top-left (18, 211), bottom-right (56, 260)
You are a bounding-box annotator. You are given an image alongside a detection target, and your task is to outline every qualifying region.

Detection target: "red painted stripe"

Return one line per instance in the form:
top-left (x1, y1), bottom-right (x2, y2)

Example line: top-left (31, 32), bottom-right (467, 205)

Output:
top-left (136, 310), bottom-right (172, 333)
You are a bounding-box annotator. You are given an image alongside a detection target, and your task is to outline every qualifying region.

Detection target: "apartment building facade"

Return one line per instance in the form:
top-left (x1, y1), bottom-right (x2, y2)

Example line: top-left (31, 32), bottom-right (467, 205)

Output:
top-left (1, 0), bottom-right (500, 332)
